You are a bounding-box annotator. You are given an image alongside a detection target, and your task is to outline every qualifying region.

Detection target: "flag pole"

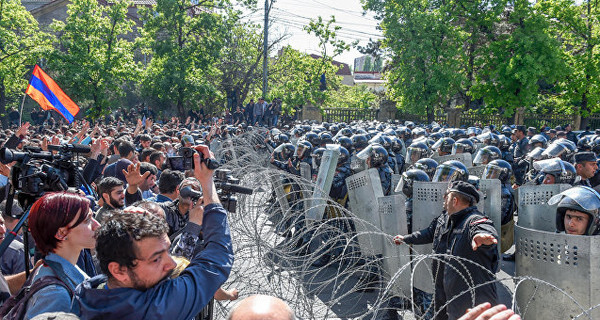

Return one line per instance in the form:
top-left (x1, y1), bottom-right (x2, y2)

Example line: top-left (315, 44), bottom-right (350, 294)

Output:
top-left (18, 91), bottom-right (26, 127)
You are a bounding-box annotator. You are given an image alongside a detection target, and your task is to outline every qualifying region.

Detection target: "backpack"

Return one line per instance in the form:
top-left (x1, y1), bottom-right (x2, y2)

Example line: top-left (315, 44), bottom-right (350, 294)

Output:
top-left (0, 259), bottom-right (75, 320)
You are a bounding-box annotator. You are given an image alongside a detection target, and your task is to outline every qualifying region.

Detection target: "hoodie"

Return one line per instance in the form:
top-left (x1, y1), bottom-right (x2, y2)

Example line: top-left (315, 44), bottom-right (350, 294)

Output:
top-left (72, 203), bottom-right (233, 319)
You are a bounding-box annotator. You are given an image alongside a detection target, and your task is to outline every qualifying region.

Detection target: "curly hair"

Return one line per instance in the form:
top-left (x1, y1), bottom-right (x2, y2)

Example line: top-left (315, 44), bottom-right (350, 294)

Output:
top-left (95, 210), bottom-right (169, 278)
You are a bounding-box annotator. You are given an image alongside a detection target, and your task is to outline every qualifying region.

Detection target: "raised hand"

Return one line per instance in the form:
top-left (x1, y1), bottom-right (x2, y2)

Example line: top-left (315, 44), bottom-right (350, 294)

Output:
top-left (471, 233), bottom-right (498, 251)
top-left (122, 163), bottom-right (151, 188)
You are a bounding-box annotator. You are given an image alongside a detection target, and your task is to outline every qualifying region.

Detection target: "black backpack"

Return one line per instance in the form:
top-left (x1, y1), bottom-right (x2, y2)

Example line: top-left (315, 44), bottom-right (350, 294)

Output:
top-left (0, 259), bottom-right (75, 320)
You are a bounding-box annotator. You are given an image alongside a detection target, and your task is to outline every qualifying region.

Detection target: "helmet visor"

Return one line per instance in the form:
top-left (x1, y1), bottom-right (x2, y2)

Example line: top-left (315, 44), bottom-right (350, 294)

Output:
top-left (548, 186), bottom-right (600, 211)
top-left (452, 143), bottom-right (467, 155)
top-left (542, 143), bottom-right (568, 158)
top-left (357, 145), bottom-right (373, 161)
top-left (432, 164), bottom-right (462, 182)
top-left (483, 164), bottom-right (505, 180)
top-left (526, 147), bottom-right (545, 161)
top-left (533, 158), bottom-right (564, 173)
top-left (406, 147), bottom-right (425, 165)
top-left (473, 149), bottom-right (492, 166)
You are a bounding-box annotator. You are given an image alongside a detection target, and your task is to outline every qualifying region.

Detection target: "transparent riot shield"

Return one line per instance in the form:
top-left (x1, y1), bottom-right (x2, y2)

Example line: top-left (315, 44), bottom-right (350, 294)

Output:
top-left (209, 139), bottom-right (222, 155)
top-left (378, 194), bottom-right (411, 297)
top-left (411, 181), bottom-right (449, 294)
top-left (299, 162), bottom-right (313, 198)
top-left (306, 149), bottom-right (340, 221)
top-left (269, 172), bottom-right (290, 214)
top-left (479, 179), bottom-right (502, 253)
top-left (432, 153), bottom-right (473, 168)
top-left (517, 184), bottom-right (572, 232)
top-left (515, 225), bottom-right (600, 320)
top-left (391, 174), bottom-right (401, 195)
top-left (469, 165), bottom-right (486, 178)
top-left (350, 155), bottom-right (367, 173)
top-left (300, 162), bottom-right (312, 181)
top-left (346, 168), bottom-right (385, 256)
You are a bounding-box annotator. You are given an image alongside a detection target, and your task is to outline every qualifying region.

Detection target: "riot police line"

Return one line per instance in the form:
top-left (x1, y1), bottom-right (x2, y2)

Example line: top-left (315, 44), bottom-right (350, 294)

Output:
top-left (263, 121), bottom-right (600, 320)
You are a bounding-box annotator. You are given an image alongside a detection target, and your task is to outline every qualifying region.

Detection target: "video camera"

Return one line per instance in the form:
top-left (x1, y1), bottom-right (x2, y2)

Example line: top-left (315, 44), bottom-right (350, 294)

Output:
top-left (0, 144), bottom-right (91, 203)
top-left (166, 146), bottom-right (220, 172)
top-left (214, 169), bottom-right (253, 213)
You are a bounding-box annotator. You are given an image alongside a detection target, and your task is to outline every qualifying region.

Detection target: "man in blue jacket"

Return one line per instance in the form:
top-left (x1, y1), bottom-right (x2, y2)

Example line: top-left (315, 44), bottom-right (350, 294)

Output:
top-left (72, 146), bottom-right (234, 319)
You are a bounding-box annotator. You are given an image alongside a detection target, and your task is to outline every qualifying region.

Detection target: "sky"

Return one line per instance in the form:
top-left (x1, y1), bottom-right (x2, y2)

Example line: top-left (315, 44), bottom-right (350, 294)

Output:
top-left (240, 0), bottom-right (384, 69)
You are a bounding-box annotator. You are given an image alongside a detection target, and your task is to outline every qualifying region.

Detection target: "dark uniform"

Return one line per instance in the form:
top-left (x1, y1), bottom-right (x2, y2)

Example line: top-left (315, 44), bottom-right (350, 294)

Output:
top-left (512, 137), bottom-right (529, 185)
top-left (403, 206), bottom-right (499, 320)
top-left (378, 165), bottom-right (393, 196)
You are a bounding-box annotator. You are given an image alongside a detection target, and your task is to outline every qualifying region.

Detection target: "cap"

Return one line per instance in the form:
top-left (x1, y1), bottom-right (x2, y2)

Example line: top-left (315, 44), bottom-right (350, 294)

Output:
top-left (549, 129), bottom-right (557, 134)
top-left (527, 127), bottom-right (536, 133)
top-left (447, 180), bottom-right (480, 204)
top-left (574, 152), bottom-right (597, 164)
top-left (181, 135), bottom-right (194, 145)
top-left (513, 125), bottom-right (526, 133)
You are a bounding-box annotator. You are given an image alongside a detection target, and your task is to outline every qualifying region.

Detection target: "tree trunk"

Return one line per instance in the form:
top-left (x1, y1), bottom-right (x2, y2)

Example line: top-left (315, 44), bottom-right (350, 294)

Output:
top-left (426, 105), bottom-right (434, 124)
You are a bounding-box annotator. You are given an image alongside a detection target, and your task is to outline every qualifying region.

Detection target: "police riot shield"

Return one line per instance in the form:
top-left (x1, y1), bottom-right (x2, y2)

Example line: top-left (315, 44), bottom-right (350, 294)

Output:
top-left (411, 181), bottom-right (449, 293)
top-left (432, 153), bottom-right (473, 168)
top-left (346, 168), bottom-right (385, 256)
top-left (269, 172), bottom-right (290, 214)
top-left (515, 225), bottom-right (600, 320)
top-left (299, 162), bottom-right (313, 198)
top-left (378, 194), bottom-right (411, 297)
top-left (350, 155), bottom-right (368, 173)
top-left (469, 165), bottom-right (486, 178)
top-left (306, 148), bottom-right (340, 221)
top-left (517, 184), bottom-right (572, 232)
top-left (209, 139), bottom-right (222, 155)
top-left (300, 162), bottom-right (312, 182)
top-left (479, 179), bottom-right (502, 253)
top-left (391, 174), bottom-right (402, 195)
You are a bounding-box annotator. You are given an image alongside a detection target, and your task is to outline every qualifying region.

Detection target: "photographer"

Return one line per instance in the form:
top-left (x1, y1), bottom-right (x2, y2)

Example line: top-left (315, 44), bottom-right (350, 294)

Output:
top-left (73, 145), bottom-right (234, 319)
top-left (160, 177), bottom-right (202, 236)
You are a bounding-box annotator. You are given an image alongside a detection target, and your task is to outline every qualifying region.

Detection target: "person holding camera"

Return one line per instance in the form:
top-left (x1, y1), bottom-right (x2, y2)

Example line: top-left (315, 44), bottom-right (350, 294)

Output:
top-left (23, 192), bottom-right (100, 319)
top-left (72, 145), bottom-right (234, 319)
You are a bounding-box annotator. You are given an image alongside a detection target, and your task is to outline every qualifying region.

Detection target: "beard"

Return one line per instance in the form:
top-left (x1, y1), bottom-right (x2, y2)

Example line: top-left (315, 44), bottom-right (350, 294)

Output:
top-left (109, 196), bottom-right (124, 209)
top-left (128, 268), bottom-right (173, 291)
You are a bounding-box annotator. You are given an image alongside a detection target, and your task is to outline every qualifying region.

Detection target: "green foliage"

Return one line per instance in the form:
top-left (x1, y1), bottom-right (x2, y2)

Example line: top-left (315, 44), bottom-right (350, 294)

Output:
top-left (47, 0), bottom-right (137, 119)
top-left (268, 47), bottom-right (342, 110)
top-left (538, 0), bottom-right (600, 117)
top-left (469, 0), bottom-right (566, 117)
top-left (0, 0), bottom-right (51, 113)
top-left (138, 0), bottom-right (227, 116)
top-left (304, 16), bottom-right (353, 60)
top-left (327, 85), bottom-right (378, 109)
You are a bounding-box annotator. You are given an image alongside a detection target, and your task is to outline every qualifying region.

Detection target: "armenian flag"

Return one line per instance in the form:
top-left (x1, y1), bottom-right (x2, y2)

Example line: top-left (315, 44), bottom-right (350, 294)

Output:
top-left (26, 65), bottom-right (80, 123)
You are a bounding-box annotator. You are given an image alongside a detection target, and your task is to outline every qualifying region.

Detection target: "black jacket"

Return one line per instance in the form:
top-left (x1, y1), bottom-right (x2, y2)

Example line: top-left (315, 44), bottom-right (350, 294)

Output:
top-left (404, 206), bottom-right (499, 320)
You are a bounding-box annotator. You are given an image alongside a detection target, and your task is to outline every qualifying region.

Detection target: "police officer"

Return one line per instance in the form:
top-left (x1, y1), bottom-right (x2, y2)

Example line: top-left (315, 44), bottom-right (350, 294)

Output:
top-left (483, 160), bottom-right (516, 254)
top-left (511, 125), bottom-right (529, 186)
top-left (551, 186), bottom-right (600, 236)
top-left (573, 152), bottom-right (598, 188)
top-left (393, 181), bottom-right (499, 320)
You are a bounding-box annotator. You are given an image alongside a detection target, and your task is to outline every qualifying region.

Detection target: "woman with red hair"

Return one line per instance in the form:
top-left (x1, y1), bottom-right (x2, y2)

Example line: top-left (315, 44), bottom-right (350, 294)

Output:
top-left (23, 192), bottom-right (100, 319)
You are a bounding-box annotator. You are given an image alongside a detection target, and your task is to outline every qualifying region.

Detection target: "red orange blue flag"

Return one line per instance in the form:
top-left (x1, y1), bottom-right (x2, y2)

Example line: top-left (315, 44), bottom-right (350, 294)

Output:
top-left (26, 65), bottom-right (80, 123)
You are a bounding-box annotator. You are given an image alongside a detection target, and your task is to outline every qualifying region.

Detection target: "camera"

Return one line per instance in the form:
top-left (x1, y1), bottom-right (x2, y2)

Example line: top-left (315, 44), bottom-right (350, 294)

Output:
top-left (214, 169), bottom-right (253, 213)
top-left (0, 144), bottom-right (91, 203)
top-left (167, 146), bottom-right (220, 172)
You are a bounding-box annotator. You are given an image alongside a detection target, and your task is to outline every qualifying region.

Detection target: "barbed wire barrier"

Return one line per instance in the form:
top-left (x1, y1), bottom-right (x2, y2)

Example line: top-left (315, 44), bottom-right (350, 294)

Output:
top-left (205, 132), bottom-right (598, 320)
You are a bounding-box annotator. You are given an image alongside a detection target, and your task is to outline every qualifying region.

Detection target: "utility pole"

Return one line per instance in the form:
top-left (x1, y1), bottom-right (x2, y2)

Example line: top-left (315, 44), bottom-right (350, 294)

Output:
top-left (262, 0), bottom-right (269, 98)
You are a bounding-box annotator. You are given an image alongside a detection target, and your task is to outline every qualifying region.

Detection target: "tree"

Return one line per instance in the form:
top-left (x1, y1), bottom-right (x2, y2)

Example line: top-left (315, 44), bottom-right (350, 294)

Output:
top-left (327, 85), bottom-right (378, 109)
top-left (363, 0), bottom-right (466, 122)
top-left (0, 0), bottom-right (51, 114)
top-left (138, 0), bottom-right (227, 117)
top-left (268, 46), bottom-right (341, 111)
top-left (539, 0), bottom-right (600, 127)
top-left (470, 0), bottom-right (566, 117)
top-left (211, 11), bottom-right (286, 112)
top-left (47, 0), bottom-right (137, 119)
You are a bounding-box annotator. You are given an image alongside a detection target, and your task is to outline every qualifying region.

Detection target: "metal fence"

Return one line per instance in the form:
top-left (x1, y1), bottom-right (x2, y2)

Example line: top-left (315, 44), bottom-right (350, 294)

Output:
top-left (322, 108), bottom-right (379, 122)
top-left (460, 112), bottom-right (507, 128)
top-left (585, 115), bottom-right (600, 130)
top-left (523, 113), bottom-right (576, 129)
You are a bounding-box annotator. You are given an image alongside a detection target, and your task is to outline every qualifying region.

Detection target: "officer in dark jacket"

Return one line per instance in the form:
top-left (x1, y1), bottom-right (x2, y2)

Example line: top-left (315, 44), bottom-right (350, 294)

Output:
top-left (511, 125), bottom-right (529, 186)
top-left (394, 181), bottom-right (499, 320)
